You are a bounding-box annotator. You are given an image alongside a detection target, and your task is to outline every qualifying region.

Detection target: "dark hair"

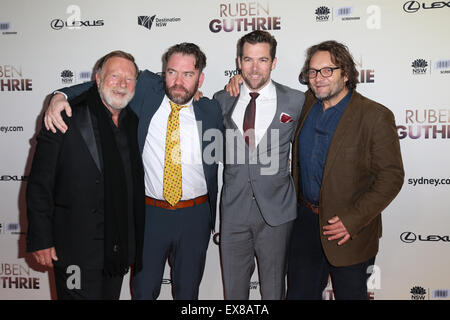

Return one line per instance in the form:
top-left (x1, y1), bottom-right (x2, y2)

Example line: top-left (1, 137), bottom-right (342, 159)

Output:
top-left (162, 42), bottom-right (207, 72)
top-left (301, 40), bottom-right (359, 90)
top-left (237, 30), bottom-right (277, 60)
top-left (95, 50), bottom-right (139, 79)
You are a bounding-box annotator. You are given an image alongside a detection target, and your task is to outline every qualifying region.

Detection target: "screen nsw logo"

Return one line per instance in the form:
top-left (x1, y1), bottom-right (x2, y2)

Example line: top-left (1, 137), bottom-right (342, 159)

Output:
top-left (410, 58), bottom-right (450, 75)
top-left (434, 59), bottom-right (450, 74)
top-left (410, 286), bottom-right (427, 299)
top-left (0, 222), bottom-right (22, 235)
top-left (313, 5), bottom-right (381, 28)
top-left (0, 22), bottom-right (17, 35)
top-left (60, 69), bottom-right (92, 84)
top-left (336, 6), bottom-right (361, 21)
top-left (209, 2), bottom-right (281, 33)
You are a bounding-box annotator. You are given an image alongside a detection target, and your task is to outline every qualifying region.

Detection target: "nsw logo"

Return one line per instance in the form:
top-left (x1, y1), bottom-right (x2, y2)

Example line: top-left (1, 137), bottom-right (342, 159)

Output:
top-left (61, 70), bottom-right (75, 84)
top-left (410, 286), bottom-right (427, 299)
top-left (411, 58), bottom-right (429, 75)
top-left (315, 6), bottom-right (331, 22)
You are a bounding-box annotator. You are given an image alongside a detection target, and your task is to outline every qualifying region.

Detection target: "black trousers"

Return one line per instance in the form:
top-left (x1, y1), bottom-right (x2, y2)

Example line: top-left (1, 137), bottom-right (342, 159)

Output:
top-left (132, 201), bottom-right (211, 300)
top-left (287, 205), bottom-right (376, 300)
top-left (54, 266), bottom-right (123, 300)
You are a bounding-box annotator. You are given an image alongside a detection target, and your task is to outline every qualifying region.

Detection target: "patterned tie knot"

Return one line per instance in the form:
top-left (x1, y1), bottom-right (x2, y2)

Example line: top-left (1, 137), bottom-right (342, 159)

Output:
top-left (249, 92), bottom-right (260, 100)
top-left (169, 100), bottom-right (187, 112)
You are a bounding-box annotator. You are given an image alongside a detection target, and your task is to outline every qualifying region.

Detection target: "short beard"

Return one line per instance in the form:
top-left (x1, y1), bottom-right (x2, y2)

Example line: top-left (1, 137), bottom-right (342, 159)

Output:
top-left (242, 74), bottom-right (270, 91)
top-left (165, 83), bottom-right (198, 105)
top-left (314, 91), bottom-right (338, 102)
top-left (312, 81), bottom-right (346, 102)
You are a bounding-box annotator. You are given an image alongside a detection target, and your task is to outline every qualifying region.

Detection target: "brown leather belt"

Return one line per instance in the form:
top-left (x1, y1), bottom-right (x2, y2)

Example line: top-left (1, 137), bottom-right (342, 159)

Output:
top-left (145, 195), bottom-right (208, 210)
top-left (298, 195), bottom-right (319, 215)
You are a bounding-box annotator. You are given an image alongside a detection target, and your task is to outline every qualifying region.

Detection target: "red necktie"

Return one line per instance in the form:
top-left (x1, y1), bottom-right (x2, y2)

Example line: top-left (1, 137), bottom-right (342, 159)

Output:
top-left (243, 92), bottom-right (259, 149)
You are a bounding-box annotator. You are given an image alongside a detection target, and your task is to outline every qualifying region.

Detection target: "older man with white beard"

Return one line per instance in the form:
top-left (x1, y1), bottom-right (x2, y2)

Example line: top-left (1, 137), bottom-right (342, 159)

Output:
top-left (26, 50), bottom-right (146, 300)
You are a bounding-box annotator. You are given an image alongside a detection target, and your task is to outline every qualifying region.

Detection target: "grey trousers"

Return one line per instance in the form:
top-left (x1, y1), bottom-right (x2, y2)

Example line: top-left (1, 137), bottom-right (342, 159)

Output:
top-left (220, 199), bottom-right (293, 300)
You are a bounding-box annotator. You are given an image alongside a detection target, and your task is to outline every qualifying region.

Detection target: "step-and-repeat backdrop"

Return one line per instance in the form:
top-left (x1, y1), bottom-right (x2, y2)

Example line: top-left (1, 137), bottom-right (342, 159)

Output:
top-left (1, 0), bottom-right (449, 300)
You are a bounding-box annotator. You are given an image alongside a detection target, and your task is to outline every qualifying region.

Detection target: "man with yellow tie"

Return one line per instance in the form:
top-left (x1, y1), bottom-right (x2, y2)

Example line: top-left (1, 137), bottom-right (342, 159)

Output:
top-left (44, 43), bottom-right (224, 299)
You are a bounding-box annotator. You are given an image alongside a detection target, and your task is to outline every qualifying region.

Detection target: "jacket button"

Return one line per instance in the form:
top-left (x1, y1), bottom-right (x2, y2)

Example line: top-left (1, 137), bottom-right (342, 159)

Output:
top-left (91, 209), bottom-right (97, 214)
top-left (113, 245), bottom-right (119, 252)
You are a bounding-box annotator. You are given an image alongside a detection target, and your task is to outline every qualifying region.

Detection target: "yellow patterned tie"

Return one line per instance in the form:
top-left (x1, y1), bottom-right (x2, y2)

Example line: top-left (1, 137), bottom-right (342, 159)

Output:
top-left (163, 100), bottom-right (187, 206)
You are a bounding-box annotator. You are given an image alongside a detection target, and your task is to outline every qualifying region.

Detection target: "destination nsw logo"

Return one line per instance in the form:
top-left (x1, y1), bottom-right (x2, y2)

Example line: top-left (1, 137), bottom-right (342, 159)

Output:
top-left (397, 108), bottom-right (450, 139)
top-left (138, 15), bottom-right (181, 30)
top-left (209, 2), bottom-right (281, 33)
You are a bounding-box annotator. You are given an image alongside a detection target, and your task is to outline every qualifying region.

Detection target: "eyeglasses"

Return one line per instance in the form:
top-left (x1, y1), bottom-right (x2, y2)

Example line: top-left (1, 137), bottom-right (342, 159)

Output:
top-left (307, 67), bottom-right (340, 79)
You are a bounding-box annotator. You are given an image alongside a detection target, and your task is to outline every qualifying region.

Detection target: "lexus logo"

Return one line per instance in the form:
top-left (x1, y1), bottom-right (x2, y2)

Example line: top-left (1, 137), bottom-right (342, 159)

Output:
top-left (0, 175), bottom-right (28, 181)
top-left (403, 1), bottom-right (421, 12)
top-left (400, 231), bottom-right (417, 243)
top-left (400, 231), bottom-right (450, 243)
top-left (50, 19), bottom-right (64, 30)
top-left (403, 1), bottom-right (450, 13)
top-left (50, 19), bottom-right (104, 30)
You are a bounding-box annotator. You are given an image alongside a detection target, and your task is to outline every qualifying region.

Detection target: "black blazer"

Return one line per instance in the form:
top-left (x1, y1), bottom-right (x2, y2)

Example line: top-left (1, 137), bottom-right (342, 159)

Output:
top-left (26, 90), bottom-right (145, 271)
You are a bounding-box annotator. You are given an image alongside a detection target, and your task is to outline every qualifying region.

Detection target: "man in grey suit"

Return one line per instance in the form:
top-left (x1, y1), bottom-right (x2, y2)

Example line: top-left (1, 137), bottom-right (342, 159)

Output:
top-left (214, 30), bottom-right (305, 299)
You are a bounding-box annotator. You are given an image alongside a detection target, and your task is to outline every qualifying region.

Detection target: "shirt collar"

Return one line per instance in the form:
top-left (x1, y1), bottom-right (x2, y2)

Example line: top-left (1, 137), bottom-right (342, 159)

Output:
top-left (334, 89), bottom-right (352, 113)
top-left (164, 94), bottom-right (194, 110)
top-left (103, 104), bottom-right (128, 124)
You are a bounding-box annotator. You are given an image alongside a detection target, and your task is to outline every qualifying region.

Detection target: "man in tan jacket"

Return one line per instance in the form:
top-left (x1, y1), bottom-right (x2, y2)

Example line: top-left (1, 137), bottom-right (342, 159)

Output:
top-left (287, 40), bottom-right (404, 300)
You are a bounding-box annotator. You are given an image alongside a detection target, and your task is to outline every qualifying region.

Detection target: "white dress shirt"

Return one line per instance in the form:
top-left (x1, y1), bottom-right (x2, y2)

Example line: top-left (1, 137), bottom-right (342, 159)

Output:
top-left (232, 80), bottom-right (277, 146)
top-left (143, 95), bottom-right (207, 200)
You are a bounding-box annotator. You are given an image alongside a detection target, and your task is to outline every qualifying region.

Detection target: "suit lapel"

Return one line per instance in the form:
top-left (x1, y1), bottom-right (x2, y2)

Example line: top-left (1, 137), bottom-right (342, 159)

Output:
top-left (74, 105), bottom-right (101, 172)
top-left (137, 86), bottom-right (165, 153)
top-left (192, 100), bottom-right (215, 187)
top-left (193, 100), bottom-right (208, 152)
top-left (255, 81), bottom-right (283, 152)
top-left (322, 91), bottom-right (357, 180)
top-left (293, 92), bottom-right (315, 150)
top-left (224, 94), bottom-right (240, 131)
top-left (223, 94), bottom-right (250, 150)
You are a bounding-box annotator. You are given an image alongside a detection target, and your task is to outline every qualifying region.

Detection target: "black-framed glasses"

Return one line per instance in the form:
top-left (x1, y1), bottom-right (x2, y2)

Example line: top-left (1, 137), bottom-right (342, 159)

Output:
top-left (307, 67), bottom-right (340, 78)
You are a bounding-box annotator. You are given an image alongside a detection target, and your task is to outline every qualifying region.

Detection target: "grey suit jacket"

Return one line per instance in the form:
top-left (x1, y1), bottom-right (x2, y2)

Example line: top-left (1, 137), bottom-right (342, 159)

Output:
top-left (214, 81), bottom-right (304, 226)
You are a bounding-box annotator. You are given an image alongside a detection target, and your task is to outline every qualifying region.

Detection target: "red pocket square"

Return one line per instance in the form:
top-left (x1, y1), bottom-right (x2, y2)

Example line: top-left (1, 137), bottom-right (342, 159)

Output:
top-left (280, 113), bottom-right (294, 123)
